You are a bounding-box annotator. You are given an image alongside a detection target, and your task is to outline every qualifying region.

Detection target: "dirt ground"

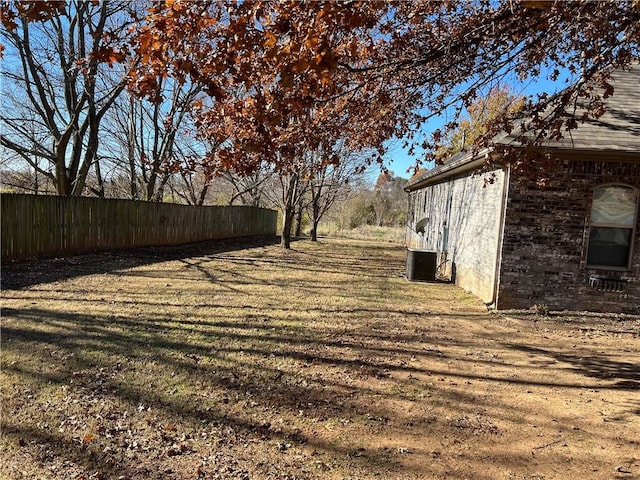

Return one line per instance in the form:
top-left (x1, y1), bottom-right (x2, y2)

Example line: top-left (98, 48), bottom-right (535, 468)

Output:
top-left (1, 237), bottom-right (639, 480)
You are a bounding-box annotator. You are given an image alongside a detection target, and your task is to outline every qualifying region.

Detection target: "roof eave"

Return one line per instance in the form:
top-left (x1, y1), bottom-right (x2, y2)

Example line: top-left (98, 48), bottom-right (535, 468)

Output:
top-left (405, 148), bottom-right (492, 191)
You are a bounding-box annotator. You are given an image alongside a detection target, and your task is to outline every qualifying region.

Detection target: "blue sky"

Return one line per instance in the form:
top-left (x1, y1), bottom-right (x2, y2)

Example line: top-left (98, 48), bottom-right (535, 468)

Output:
top-left (383, 70), bottom-right (570, 179)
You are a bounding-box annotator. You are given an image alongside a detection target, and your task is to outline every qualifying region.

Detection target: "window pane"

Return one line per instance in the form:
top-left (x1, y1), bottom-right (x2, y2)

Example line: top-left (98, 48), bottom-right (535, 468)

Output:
top-left (587, 227), bottom-right (631, 267)
top-left (591, 185), bottom-right (637, 225)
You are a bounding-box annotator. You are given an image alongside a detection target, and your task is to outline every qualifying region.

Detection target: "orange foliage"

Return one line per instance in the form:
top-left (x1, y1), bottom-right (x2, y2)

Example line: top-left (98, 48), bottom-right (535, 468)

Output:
top-left (6, 0), bottom-right (639, 178)
top-left (1, 1), bottom-right (65, 30)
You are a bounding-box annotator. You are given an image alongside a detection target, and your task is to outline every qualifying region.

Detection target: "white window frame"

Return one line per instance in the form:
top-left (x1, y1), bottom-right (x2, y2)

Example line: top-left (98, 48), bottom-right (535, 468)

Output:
top-left (586, 184), bottom-right (638, 270)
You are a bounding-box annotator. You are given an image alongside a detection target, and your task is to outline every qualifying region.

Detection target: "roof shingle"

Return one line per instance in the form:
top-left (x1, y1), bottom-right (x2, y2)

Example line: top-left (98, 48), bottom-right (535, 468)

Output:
top-left (406, 65), bottom-right (640, 191)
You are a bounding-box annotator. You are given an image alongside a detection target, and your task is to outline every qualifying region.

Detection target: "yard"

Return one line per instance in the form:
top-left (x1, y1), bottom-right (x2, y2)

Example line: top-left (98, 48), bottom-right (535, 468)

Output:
top-left (1, 237), bottom-right (639, 480)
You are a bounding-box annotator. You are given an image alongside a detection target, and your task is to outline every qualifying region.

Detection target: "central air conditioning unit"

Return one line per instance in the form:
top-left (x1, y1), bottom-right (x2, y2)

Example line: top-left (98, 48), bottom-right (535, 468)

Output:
top-left (406, 248), bottom-right (437, 282)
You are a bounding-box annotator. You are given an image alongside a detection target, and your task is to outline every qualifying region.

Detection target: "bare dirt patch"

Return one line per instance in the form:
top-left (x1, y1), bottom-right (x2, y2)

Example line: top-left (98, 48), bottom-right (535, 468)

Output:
top-left (1, 237), bottom-right (639, 479)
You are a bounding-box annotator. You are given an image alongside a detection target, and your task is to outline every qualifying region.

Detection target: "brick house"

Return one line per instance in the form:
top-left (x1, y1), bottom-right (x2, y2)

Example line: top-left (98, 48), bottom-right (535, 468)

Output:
top-left (405, 66), bottom-right (640, 313)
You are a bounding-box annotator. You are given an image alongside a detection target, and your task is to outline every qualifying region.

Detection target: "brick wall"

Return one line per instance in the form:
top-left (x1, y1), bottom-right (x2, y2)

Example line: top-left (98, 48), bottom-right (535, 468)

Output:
top-left (497, 157), bottom-right (640, 313)
top-left (406, 167), bottom-right (508, 303)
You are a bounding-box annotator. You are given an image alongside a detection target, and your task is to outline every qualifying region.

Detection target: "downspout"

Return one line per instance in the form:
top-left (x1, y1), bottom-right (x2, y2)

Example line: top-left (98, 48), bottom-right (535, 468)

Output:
top-left (490, 164), bottom-right (511, 309)
top-left (442, 185), bottom-right (454, 278)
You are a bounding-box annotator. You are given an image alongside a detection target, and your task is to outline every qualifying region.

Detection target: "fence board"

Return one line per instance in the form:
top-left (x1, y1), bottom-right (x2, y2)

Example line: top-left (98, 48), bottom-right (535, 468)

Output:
top-left (1, 194), bottom-right (277, 262)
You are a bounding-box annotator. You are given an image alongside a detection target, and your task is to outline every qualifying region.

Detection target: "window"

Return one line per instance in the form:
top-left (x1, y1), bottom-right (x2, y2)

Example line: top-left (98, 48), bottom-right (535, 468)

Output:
top-left (586, 185), bottom-right (638, 269)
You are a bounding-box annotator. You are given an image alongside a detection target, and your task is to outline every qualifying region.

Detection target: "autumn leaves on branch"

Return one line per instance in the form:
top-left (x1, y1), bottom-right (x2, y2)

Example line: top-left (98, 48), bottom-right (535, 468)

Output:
top-left (2, 0), bottom-right (639, 179)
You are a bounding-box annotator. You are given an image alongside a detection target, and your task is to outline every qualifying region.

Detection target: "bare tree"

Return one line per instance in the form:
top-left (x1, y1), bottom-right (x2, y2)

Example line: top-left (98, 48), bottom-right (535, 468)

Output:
top-left (371, 172), bottom-right (407, 227)
top-left (222, 164), bottom-right (274, 207)
top-left (102, 79), bottom-right (202, 202)
top-left (169, 146), bottom-right (232, 207)
top-left (257, 158), bottom-right (307, 249)
top-left (306, 146), bottom-right (363, 241)
top-left (0, 1), bottom-right (133, 196)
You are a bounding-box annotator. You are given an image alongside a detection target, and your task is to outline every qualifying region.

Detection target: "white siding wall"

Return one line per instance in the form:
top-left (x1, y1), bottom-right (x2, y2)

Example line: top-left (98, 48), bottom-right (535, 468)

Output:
top-left (406, 168), bottom-right (507, 303)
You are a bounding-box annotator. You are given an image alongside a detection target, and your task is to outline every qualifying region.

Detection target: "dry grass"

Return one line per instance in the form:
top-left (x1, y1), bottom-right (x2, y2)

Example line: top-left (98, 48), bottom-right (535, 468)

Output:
top-left (1, 237), bottom-right (639, 480)
top-left (317, 226), bottom-right (405, 244)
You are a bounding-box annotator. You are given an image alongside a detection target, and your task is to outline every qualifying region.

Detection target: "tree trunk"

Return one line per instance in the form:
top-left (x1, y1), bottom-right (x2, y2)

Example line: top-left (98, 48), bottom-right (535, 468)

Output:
top-left (55, 153), bottom-right (72, 196)
top-left (128, 99), bottom-right (139, 200)
top-left (146, 170), bottom-right (158, 201)
top-left (33, 154), bottom-right (39, 194)
top-left (93, 155), bottom-right (105, 197)
top-left (309, 200), bottom-right (321, 241)
top-left (310, 219), bottom-right (320, 241)
top-left (294, 197), bottom-right (303, 237)
top-left (280, 174), bottom-right (298, 249)
top-left (197, 184), bottom-right (209, 206)
top-left (281, 205), bottom-right (294, 249)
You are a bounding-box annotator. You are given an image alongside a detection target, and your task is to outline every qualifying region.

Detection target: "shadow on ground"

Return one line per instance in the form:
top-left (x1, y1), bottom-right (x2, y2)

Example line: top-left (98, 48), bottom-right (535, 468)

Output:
top-left (2, 238), bottom-right (639, 480)
top-left (1, 235), bottom-right (279, 290)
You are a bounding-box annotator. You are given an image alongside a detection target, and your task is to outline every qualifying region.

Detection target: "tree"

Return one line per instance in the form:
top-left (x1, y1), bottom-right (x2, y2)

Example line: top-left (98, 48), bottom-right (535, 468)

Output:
top-left (223, 166), bottom-right (273, 208)
top-left (4, 0), bottom-right (639, 207)
top-left (128, 1), bottom-right (639, 175)
top-left (436, 85), bottom-right (525, 161)
top-left (1, 1), bottom-right (134, 196)
top-left (371, 172), bottom-right (408, 227)
top-left (306, 144), bottom-right (363, 241)
top-left (104, 82), bottom-right (203, 202)
top-left (308, 164), bottom-right (339, 241)
top-left (372, 172), bottom-right (393, 227)
top-left (270, 168), bottom-right (305, 249)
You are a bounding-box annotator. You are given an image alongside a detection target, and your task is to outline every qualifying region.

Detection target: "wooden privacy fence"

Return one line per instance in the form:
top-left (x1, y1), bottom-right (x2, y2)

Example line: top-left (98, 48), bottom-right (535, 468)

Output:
top-left (1, 193), bottom-right (277, 262)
